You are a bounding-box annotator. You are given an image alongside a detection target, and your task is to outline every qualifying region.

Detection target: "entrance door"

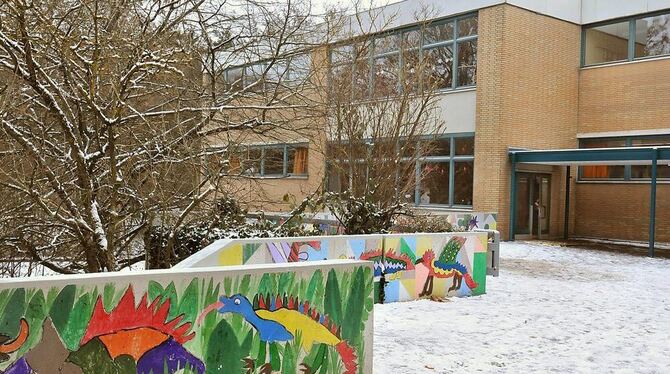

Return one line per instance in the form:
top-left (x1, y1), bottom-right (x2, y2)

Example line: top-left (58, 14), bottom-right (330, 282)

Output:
top-left (514, 173), bottom-right (551, 239)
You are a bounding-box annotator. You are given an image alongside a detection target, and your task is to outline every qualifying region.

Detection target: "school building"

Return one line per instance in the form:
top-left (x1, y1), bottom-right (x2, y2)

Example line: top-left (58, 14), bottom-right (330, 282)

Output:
top-left (222, 0), bottom-right (670, 247)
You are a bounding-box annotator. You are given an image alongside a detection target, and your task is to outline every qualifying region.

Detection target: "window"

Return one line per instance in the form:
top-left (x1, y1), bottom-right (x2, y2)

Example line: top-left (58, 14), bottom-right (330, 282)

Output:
top-left (582, 10), bottom-right (670, 66)
top-left (234, 143), bottom-right (308, 177)
top-left (583, 22), bottom-right (630, 65)
top-left (287, 145), bottom-right (309, 175)
top-left (326, 134), bottom-right (475, 208)
top-left (579, 138), bottom-right (626, 179)
top-left (630, 136), bottom-right (670, 179)
top-left (224, 54), bottom-right (311, 91)
top-left (421, 162), bottom-right (450, 204)
top-left (417, 135), bottom-right (475, 207)
top-left (329, 13), bottom-right (477, 98)
top-left (635, 14), bottom-right (670, 58)
top-left (579, 136), bottom-right (670, 181)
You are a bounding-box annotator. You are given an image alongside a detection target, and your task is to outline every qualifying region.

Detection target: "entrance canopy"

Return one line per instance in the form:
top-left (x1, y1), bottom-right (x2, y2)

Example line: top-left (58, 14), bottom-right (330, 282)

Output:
top-left (508, 146), bottom-right (670, 257)
top-left (510, 146), bottom-right (670, 165)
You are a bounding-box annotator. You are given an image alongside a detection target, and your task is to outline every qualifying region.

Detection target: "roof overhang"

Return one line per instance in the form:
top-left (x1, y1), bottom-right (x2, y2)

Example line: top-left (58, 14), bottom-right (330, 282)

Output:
top-left (509, 146), bottom-right (670, 166)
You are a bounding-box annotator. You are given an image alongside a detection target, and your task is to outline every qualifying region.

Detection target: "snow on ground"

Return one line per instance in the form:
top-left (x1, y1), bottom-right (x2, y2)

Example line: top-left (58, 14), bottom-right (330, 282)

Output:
top-left (374, 241), bottom-right (670, 373)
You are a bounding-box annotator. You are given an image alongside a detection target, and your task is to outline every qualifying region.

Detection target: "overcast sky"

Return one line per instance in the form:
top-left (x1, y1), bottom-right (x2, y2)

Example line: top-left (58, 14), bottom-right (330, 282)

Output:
top-left (311, 0), bottom-right (393, 14)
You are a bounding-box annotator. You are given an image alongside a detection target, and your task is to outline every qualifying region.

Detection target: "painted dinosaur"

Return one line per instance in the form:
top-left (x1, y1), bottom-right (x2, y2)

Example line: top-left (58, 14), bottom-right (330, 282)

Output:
top-left (360, 249), bottom-right (414, 277)
top-left (416, 236), bottom-right (478, 297)
top-left (0, 319), bottom-right (28, 363)
top-left (199, 293), bottom-right (357, 374)
top-left (1, 286), bottom-right (204, 374)
top-left (79, 286), bottom-right (204, 374)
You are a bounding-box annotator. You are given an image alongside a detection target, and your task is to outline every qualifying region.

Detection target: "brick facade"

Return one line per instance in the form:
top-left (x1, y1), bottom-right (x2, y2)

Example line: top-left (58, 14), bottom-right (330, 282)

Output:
top-left (236, 3), bottom-right (670, 244)
top-left (474, 4), bottom-right (581, 239)
top-left (574, 58), bottom-right (670, 242)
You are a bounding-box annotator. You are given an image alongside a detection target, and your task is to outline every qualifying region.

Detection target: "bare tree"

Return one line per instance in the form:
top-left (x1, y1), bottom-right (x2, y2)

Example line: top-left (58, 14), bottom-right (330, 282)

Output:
top-left (322, 6), bottom-right (446, 227)
top-left (0, 0), bottom-right (323, 274)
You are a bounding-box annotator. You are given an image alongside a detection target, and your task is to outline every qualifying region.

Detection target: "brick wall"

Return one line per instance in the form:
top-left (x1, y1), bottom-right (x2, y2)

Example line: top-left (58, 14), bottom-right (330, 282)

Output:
top-left (474, 4), bottom-right (581, 239)
top-left (574, 183), bottom-right (670, 242)
top-left (579, 58), bottom-right (670, 134)
top-left (574, 57), bottom-right (670, 242)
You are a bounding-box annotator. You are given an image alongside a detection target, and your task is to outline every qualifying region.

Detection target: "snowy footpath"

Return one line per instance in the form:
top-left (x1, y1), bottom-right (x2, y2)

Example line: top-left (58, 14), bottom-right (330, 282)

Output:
top-left (374, 241), bottom-right (670, 373)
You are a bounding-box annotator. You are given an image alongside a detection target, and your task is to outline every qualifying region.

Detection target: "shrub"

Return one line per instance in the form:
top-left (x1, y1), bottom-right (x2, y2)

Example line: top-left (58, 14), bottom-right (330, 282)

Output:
top-left (391, 214), bottom-right (456, 233)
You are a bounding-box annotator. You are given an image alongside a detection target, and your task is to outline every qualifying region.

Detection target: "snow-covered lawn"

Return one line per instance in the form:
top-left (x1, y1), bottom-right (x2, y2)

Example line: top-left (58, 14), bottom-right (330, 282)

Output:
top-left (374, 241), bottom-right (670, 373)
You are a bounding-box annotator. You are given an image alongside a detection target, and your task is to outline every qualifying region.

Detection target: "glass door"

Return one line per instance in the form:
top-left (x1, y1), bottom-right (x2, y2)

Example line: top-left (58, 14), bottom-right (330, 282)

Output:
top-left (515, 173), bottom-right (551, 238)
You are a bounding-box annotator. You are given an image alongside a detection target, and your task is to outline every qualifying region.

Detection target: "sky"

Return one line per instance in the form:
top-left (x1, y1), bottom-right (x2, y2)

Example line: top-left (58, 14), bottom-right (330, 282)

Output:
top-left (311, 0), bottom-right (392, 14)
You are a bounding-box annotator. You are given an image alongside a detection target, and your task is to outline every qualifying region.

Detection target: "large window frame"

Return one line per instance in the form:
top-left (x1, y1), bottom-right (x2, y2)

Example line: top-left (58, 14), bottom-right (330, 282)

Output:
top-left (209, 143), bottom-right (309, 178)
top-left (578, 135), bottom-right (670, 182)
top-left (223, 54), bottom-right (312, 91)
top-left (581, 9), bottom-right (670, 67)
top-left (325, 133), bottom-right (475, 209)
top-left (415, 133), bottom-right (475, 208)
top-left (328, 13), bottom-right (478, 100)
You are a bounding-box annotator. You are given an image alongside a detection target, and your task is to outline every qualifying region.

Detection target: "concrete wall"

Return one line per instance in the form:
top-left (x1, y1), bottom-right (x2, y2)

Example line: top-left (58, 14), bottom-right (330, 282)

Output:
top-left (474, 4), bottom-right (581, 239)
top-left (0, 261), bottom-right (374, 374)
top-left (581, 0), bottom-right (670, 24)
top-left (175, 232), bottom-right (489, 302)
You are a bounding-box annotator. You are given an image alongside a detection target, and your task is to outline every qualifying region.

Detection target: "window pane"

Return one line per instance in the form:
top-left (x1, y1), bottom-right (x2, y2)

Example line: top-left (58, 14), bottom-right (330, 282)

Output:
top-left (352, 60), bottom-right (371, 99)
top-left (244, 148), bottom-right (262, 175)
top-left (454, 136), bottom-right (475, 155)
top-left (375, 34), bottom-right (399, 55)
top-left (631, 165), bottom-right (670, 179)
top-left (287, 146), bottom-right (309, 175)
top-left (331, 64), bottom-right (352, 98)
top-left (458, 16), bottom-right (478, 37)
top-left (226, 68), bottom-right (243, 91)
top-left (584, 22), bottom-right (630, 65)
top-left (331, 44), bottom-right (353, 65)
top-left (453, 161), bottom-right (474, 206)
top-left (580, 138), bottom-right (626, 148)
top-left (631, 136), bottom-right (670, 147)
top-left (245, 63), bottom-right (265, 91)
top-left (635, 14), bottom-right (670, 58)
top-left (420, 162), bottom-right (450, 205)
top-left (286, 55), bottom-right (311, 85)
top-left (424, 22), bottom-right (454, 45)
top-left (402, 49), bottom-right (421, 93)
top-left (264, 147), bottom-right (285, 175)
top-left (397, 161), bottom-right (416, 203)
top-left (399, 140), bottom-right (417, 159)
top-left (353, 41), bottom-right (372, 60)
top-left (579, 138), bottom-right (626, 179)
top-left (372, 55), bottom-right (400, 97)
top-left (402, 29), bottom-right (421, 50)
top-left (631, 135), bottom-right (670, 179)
top-left (424, 138), bottom-right (450, 157)
top-left (457, 40), bottom-right (477, 86)
top-left (423, 46), bottom-right (453, 90)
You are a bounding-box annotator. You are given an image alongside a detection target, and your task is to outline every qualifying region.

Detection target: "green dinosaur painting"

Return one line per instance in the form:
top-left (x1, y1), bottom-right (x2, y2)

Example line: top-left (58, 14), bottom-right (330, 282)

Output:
top-left (0, 265), bottom-right (374, 374)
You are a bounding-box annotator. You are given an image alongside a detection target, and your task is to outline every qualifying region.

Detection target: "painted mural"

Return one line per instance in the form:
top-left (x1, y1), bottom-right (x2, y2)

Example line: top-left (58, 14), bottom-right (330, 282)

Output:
top-left (0, 264), bottom-right (373, 374)
top-left (178, 233), bottom-right (487, 303)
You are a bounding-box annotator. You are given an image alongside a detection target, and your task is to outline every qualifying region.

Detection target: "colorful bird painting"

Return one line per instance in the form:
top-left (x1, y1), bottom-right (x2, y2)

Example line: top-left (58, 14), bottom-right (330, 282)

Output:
top-left (416, 236), bottom-right (479, 297)
top-left (199, 293), bottom-right (357, 374)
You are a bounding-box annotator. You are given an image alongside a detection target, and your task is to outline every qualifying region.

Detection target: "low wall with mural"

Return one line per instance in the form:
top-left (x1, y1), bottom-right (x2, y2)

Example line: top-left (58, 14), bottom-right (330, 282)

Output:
top-left (175, 232), bottom-right (488, 303)
top-left (0, 260), bottom-right (374, 374)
